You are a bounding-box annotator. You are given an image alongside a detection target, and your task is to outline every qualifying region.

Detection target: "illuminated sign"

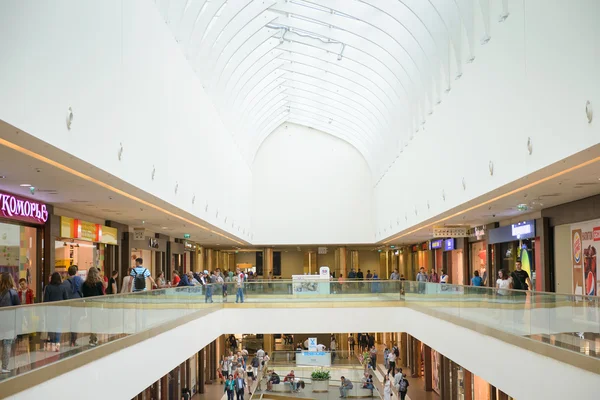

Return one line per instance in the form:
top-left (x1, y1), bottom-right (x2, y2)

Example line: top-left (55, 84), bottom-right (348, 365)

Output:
top-left (444, 239), bottom-right (455, 251)
top-left (511, 221), bottom-right (534, 239)
top-left (430, 239), bottom-right (443, 250)
top-left (0, 192), bottom-right (48, 224)
top-left (489, 220), bottom-right (536, 244)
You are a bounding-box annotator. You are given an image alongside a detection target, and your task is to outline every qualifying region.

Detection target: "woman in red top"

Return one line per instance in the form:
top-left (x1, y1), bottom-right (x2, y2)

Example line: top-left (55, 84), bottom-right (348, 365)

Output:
top-left (18, 278), bottom-right (34, 304)
top-left (172, 270), bottom-right (181, 286)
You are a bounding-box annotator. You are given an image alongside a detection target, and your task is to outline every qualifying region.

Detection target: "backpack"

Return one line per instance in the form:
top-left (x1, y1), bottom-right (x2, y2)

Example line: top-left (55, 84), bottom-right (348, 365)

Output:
top-left (132, 269), bottom-right (147, 291)
top-left (399, 378), bottom-right (408, 392)
top-left (0, 289), bottom-right (17, 306)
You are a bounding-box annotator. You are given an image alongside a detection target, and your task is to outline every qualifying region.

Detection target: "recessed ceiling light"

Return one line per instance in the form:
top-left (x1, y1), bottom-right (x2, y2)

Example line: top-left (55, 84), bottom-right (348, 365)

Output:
top-left (20, 184), bottom-right (31, 187)
top-left (161, 226), bottom-right (168, 229)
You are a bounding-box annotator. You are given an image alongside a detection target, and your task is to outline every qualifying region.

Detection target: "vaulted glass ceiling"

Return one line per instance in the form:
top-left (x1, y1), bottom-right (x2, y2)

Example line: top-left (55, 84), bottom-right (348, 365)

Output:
top-left (156, 0), bottom-right (498, 177)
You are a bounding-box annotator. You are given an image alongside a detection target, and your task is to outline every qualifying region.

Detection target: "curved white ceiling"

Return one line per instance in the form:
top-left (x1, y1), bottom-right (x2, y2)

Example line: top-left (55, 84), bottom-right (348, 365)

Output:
top-left (156, 0), bottom-right (498, 177)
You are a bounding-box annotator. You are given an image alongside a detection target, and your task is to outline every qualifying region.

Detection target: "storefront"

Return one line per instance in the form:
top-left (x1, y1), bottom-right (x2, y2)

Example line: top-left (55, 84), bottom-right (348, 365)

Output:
top-left (171, 240), bottom-right (184, 273)
top-left (430, 239), bottom-right (444, 276)
top-left (468, 226), bottom-right (490, 286)
top-left (183, 240), bottom-right (197, 273)
top-left (55, 217), bottom-right (118, 281)
top-left (446, 239), bottom-right (465, 285)
top-left (131, 232), bottom-right (167, 280)
top-left (488, 220), bottom-right (538, 289)
top-left (0, 190), bottom-right (49, 301)
top-left (409, 243), bottom-right (431, 280)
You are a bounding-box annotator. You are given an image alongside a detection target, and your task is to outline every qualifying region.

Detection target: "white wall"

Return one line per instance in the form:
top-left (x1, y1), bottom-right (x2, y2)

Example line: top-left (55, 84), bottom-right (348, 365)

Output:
top-left (374, 0), bottom-right (600, 240)
top-left (252, 123), bottom-right (374, 244)
top-left (12, 306), bottom-right (599, 400)
top-left (0, 0), bottom-right (252, 239)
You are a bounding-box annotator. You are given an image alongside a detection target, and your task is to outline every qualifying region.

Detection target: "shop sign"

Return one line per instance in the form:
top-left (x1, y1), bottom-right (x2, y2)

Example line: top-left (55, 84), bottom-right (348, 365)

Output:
top-left (149, 238), bottom-right (160, 249)
top-left (184, 241), bottom-right (197, 251)
top-left (411, 245), bottom-right (418, 252)
top-left (511, 220), bottom-right (535, 239)
top-left (474, 226), bottom-right (486, 240)
top-left (76, 220), bottom-right (97, 241)
top-left (489, 220), bottom-right (536, 244)
top-left (430, 239), bottom-right (443, 250)
top-left (60, 217), bottom-right (118, 245)
top-left (133, 228), bottom-right (145, 241)
top-left (444, 239), bottom-right (455, 251)
top-left (433, 226), bottom-right (468, 238)
top-left (0, 192), bottom-right (48, 224)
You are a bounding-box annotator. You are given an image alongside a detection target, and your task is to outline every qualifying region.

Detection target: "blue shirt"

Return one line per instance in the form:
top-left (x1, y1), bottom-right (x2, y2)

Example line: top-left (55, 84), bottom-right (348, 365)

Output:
top-left (471, 276), bottom-right (483, 286)
top-left (130, 266), bottom-right (151, 291)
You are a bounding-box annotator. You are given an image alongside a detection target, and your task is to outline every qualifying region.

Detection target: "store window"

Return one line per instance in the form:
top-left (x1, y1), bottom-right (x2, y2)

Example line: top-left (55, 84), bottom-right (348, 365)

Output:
top-left (470, 241), bottom-right (488, 285)
top-left (55, 240), bottom-right (104, 280)
top-left (0, 223), bottom-right (38, 296)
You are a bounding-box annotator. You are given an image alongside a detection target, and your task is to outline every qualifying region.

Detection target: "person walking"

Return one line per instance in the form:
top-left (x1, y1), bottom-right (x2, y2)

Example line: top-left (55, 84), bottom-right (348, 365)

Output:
top-left (224, 374), bottom-right (235, 400)
top-left (0, 272), bottom-right (20, 373)
top-left (130, 258), bottom-right (155, 292)
top-left (398, 373), bottom-right (410, 400)
top-left (106, 270), bottom-right (118, 294)
top-left (387, 348), bottom-right (398, 376)
top-left (82, 267), bottom-right (105, 346)
top-left (43, 272), bottom-right (69, 352)
top-left (348, 334), bottom-right (355, 355)
top-left (383, 375), bottom-right (392, 400)
top-left (235, 374), bottom-right (246, 400)
top-left (235, 268), bottom-right (245, 303)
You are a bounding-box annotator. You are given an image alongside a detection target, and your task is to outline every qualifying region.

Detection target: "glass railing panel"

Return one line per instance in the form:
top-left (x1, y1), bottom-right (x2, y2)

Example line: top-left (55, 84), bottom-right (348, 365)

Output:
top-left (0, 287), bottom-right (218, 381)
top-left (1, 279), bottom-right (599, 385)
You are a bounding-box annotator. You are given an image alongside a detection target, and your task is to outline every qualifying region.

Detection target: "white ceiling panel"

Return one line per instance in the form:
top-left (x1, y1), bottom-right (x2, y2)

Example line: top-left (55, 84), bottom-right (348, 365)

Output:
top-left (157, 0), bottom-right (487, 177)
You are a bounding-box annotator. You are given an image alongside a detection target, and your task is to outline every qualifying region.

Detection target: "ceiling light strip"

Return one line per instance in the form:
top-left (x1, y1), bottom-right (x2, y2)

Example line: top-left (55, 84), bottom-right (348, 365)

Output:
top-left (0, 138), bottom-right (246, 245)
top-left (383, 156), bottom-right (600, 244)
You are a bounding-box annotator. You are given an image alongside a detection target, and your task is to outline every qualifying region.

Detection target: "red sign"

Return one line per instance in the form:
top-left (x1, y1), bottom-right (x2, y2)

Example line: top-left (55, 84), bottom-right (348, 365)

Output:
top-left (593, 227), bottom-right (600, 241)
top-left (0, 191), bottom-right (48, 224)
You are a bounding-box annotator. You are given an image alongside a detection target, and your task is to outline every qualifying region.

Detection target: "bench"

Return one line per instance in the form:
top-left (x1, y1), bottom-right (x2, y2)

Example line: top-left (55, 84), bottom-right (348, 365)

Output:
top-left (271, 382), bottom-right (294, 392)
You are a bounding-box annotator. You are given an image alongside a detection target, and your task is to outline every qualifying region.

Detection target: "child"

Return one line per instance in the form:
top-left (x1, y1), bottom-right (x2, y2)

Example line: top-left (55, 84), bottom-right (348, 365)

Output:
top-left (18, 278), bottom-right (34, 304)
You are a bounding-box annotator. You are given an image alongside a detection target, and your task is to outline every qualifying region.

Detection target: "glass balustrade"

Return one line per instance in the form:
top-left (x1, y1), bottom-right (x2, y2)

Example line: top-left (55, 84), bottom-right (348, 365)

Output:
top-left (0, 279), bottom-right (598, 383)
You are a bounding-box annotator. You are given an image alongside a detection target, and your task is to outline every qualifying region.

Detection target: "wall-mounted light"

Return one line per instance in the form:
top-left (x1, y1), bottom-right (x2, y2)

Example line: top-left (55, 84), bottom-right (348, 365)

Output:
top-left (66, 107), bottom-right (74, 130)
top-left (527, 137), bottom-right (533, 155)
top-left (489, 161), bottom-right (494, 176)
top-left (586, 100), bottom-right (593, 123)
top-left (118, 143), bottom-right (124, 161)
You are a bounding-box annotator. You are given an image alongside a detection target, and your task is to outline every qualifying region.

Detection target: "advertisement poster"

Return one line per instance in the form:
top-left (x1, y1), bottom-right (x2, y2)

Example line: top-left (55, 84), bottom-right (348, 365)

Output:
top-left (292, 275), bottom-right (331, 295)
top-left (431, 350), bottom-right (441, 395)
top-left (570, 222), bottom-right (598, 296)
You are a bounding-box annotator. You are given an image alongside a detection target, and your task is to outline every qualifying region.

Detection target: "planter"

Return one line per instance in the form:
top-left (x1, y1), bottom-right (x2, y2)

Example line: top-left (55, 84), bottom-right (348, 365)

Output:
top-left (312, 379), bottom-right (330, 393)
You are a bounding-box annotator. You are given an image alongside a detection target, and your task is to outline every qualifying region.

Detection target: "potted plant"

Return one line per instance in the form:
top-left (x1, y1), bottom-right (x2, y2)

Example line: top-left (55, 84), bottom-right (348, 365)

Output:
top-left (311, 368), bottom-right (331, 392)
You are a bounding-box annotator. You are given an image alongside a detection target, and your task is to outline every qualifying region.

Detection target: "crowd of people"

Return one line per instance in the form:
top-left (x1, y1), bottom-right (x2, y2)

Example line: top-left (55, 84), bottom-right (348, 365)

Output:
top-left (122, 259), bottom-right (248, 304)
top-left (219, 339), bottom-right (273, 400)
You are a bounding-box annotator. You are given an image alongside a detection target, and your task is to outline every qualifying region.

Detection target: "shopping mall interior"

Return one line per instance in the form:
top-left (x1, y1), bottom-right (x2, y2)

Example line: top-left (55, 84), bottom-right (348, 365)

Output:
top-left (0, 0), bottom-right (599, 399)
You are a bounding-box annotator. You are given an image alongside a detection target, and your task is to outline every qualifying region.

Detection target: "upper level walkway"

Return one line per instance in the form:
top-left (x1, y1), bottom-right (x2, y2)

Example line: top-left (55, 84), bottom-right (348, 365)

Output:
top-left (0, 280), bottom-right (598, 399)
